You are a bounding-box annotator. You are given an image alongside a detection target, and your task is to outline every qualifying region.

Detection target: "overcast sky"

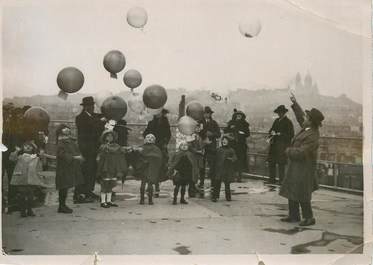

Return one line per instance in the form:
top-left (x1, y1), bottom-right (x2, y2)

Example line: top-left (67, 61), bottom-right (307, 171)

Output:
top-left (2, 0), bottom-right (370, 102)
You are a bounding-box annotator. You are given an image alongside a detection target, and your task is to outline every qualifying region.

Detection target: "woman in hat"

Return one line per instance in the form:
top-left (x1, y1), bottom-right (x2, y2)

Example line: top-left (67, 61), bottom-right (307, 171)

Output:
top-left (267, 105), bottom-right (294, 184)
top-left (279, 94), bottom-right (324, 226)
top-left (225, 109), bottom-right (250, 182)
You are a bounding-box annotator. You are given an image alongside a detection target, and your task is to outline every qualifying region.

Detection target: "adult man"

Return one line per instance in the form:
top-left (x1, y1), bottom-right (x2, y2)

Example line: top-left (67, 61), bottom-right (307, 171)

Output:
top-left (279, 94), bottom-right (324, 226)
top-left (267, 105), bottom-right (294, 184)
top-left (75, 97), bottom-right (105, 203)
top-left (199, 106), bottom-right (221, 198)
top-left (143, 108), bottom-right (171, 197)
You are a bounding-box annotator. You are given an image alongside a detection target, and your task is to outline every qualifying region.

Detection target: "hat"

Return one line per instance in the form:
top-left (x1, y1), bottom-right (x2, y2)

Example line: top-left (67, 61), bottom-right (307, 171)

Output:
top-left (233, 110), bottom-right (246, 120)
top-left (274, 105), bottom-right (288, 114)
top-left (100, 129), bottom-right (118, 143)
top-left (204, 106), bottom-right (214, 114)
top-left (305, 108), bottom-right (324, 126)
top-left (80, 96), bottom-right (95, 106)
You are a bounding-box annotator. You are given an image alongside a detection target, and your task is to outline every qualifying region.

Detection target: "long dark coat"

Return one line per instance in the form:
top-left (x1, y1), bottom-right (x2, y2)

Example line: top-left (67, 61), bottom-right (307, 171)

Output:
top-left (56, 137), bottom-right (85, 190)
top-left (168, 150), bottom-right (194, 185)
top-left (279, 102), bottom-right (320, 203)
top-left (200, 118), bottom-right (221, 155)
top-left (267, 116), bottom-right (294, 164)
top-left (225, 115), bottom-right (250, 172)
top-left (132, 144), bottom-right (163, 184)
top-left (215, 146), bottom-right (238, 183)
top-left (143, 116), bottom-right (171, 148)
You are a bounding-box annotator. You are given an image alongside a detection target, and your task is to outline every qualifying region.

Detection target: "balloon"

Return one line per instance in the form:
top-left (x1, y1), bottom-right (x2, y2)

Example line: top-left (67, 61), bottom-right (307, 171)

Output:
top-left (143, 85), bottom-right (167, 109)
top-left (128, 92), bottom-right (145, 114)
top-left (239, 19), bottom-right (262, 38)
top-left (178, 116), bottom-right (197, 136)
top-left (127, 7), bottom-right (148, 29)
top-left (57, 67), bottom-right (84, 99)
top-left (123, 69), bottom-right (142, 90)
top-left (23, 106), bottom-right (50, 133)
top-left (186, 101), bottom-right (204, 121)
top-left (103, 50), bottom-right (126, 79)
top-left (101, 96), bottom-right (127, 121)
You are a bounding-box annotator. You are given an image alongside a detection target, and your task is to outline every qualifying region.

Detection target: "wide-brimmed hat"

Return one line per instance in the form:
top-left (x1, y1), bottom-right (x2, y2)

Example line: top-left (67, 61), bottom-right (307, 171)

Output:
top-left (204, 106), bottom-right (214, 114)
top-left (80, 96), bottom-right (95, 106)
top-left (274, 105), bottom-right (288, 114)
top-left (305, 108), bottom-right (324, 126)
top-left (100, 129), bottom-right (118, 143)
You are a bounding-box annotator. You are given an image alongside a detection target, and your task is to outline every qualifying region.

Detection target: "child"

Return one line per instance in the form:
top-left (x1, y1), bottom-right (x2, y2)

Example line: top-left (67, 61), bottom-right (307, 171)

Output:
top-left (211, 136), bottom-right (237, 202)
top-left (56, 124), bottom-right (85, 213)
top-left (168, 141), bottom-right (194, 205)
top-left (189, 123), bottom-right (206, 197)
top-left (133, 134), bottom-right (162, 205)
top-left (10, 141), bottom-right (42, 217)
top-left (97, 130), bottom-right (128, 208)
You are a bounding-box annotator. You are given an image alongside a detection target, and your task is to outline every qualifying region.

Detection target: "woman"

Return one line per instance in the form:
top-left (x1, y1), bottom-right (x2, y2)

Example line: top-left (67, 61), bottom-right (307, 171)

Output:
top-left (225, 109), bottom-right (250, 182)
top-left (279, 94), bottom-right (324, 226)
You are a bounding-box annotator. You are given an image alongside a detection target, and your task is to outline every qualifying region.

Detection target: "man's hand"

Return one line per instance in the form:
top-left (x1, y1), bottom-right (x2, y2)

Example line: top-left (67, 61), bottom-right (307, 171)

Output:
top-left (290, 92), bottom-right (297, 104)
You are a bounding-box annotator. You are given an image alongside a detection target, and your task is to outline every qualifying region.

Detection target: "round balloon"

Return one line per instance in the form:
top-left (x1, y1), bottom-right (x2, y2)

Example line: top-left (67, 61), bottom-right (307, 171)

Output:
top-left (103, 50), bottom-right (126, 79)
top-left (128, 92), bottom-right (145, 114)
top-left (178, 116), bottom-right (197, 136)
top-left (239, 19), bottom-right (262, 38)
top-left (127, 7), bottom-right (148, 29)
top-left (101, 96), bottom-right (127, 121)
top-left (23, 106), bottom-right (50, 132)
top-left (123, 69), bottom-right (142, 89)
top-left (186, 101), bottom-right (204, 121)
top-left (57, 67), bottom-right (84, 93)
top-left (143, 85), bottom-right (167, 109)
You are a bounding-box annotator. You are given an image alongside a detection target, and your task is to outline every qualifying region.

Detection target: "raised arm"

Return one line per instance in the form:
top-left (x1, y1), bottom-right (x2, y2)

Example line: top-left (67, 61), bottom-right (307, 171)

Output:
top-left (290, 93), bottom-right (305, 127)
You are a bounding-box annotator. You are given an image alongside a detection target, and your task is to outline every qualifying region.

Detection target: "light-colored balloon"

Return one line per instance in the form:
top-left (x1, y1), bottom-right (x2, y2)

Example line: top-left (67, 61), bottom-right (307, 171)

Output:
top-left (239, 19), bottom-right (262, 38)
top-left (127, 7), bottom-right (148, 29)
top-left (128, 92), bottom-right (145, 114)
top-left (186, 101), bottom-right (204, 121)
top-left (178, 116), bottom-right (197, 136)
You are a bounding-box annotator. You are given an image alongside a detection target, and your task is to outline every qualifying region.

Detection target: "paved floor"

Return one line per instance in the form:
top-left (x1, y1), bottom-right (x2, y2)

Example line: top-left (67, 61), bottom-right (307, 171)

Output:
top-left (2, 178), bottom-right (363, 255)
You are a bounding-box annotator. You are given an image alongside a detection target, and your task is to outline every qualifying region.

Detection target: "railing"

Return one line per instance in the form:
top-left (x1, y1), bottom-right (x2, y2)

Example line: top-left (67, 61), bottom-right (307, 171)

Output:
top-left (46, 121), bottom-right (363, 193)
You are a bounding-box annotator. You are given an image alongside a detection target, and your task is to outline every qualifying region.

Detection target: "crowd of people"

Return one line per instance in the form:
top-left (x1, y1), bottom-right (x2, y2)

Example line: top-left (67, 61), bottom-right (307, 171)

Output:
top-left (2, 93), bottom-right (324, 227)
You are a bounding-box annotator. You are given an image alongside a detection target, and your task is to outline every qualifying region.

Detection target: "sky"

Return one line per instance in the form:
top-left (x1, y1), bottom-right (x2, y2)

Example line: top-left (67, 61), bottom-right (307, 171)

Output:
top-left (2, 0), bottom-right (370, 103)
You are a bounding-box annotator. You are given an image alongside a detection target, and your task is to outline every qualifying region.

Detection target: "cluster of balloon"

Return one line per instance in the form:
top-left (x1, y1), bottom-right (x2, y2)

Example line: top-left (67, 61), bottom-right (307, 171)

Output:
top-left (178, 116), bottom-right (197, 136)
top-left (127, 7), bottom-right (148, 29)
top-left (23, 106), bottom-right (50, 133)
top-left (103, 50), bottom-right (126, 79)
top-left (101, 96), bottom-right (128, 121)
top-left (128, 92), bottom-right (145, 114)
top-left (56, 67), bottom-right (85, 100)
top-left (123, 69), bottom-right (142, 91)
top-left (143, 85), bottom-right (168, 109)
top-left (186, 101), bottom-right (204, 121)
top-left (239, 19), bottom-right (262, 38)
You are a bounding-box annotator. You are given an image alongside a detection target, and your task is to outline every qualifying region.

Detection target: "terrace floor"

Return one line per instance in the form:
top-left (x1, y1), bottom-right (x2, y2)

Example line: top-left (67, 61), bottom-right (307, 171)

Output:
top-left (2, 178), bottom-right (363, 255)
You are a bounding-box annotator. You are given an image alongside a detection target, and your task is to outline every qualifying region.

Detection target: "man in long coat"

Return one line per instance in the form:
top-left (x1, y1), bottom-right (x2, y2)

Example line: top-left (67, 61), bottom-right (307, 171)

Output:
top-left (279, 94), bottom-right (324, 227)
top-left (267, 105), bottom-right (294, 184)
top-left (75, 97), bottom-right (105, 202)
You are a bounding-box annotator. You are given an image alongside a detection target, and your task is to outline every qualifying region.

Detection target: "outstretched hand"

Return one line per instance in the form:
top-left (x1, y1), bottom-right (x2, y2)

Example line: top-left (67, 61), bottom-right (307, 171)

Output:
top-left (290, 92), bottom-right (297, 104)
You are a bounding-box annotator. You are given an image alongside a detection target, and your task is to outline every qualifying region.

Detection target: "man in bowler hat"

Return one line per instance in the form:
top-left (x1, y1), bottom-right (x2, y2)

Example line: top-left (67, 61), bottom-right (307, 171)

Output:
top-left (75, 96), bottom-right (105, 202)
top-left (267, 105), bottom-right (294, 184)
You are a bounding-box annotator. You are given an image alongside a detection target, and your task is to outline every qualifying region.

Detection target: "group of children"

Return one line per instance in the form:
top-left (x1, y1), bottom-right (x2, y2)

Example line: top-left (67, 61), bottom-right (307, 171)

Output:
top-left (9, 122), bottom-right (238, 217)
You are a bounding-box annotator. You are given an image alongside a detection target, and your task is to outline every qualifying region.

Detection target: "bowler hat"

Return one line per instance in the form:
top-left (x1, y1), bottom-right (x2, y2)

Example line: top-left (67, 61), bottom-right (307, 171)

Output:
top-left (274, 105), bottom-right (288, 114)
top-left (80, 96), bottom-right (95, 106)
top-left (305, 108), bottom-right (324, 126)
top-left (204, 106), bottom-right (214, 114)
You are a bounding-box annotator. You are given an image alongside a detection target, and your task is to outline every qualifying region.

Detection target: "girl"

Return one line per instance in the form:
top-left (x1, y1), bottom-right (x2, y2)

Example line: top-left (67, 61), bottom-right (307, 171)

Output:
top-left (97, 130), bottom-right (128, 208)
top-left (212, 136), bottom-right (237, 202)
top-left (168, 141), bottom-right (194, 205)
top-left (56, 124), bottom-right (85, 214)
top-left (10, 141), bottom-right (43, 217)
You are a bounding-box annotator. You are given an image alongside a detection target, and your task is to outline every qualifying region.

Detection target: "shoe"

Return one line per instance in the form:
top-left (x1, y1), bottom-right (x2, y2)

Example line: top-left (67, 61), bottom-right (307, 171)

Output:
top-left (27, 209), bottom-right (36, 217)
top-left (149, 201), bottom-right (154, 205)
top-left (180, 199), bottom-right (188, 204)
top-left (154, 193), bottom-right (160, 198)
top-left (299, 218), bottom-right (316, 226)
top-left (101, 202), bottom-right (110, 208)
top-left (107, 202), bottom-right (118, 207)
top-left (58, 205), bottom-right (73, 214)
top-left (226, 197), bottom-right (232, 201)
top-left (20, 210), bottom-right (27, 218)
top-left (280, 216), bottom-right (300, 223)
top-left (140, 199), bottom-right (145, 205)
top-left (172, 199), bottom-right (177, 205)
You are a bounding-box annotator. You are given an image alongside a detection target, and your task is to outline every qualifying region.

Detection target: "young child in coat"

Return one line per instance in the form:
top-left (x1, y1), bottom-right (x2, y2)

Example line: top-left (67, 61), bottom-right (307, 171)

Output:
top-left (168, 141), bottom-right (194, 205)
top-left (10, 141), bottom-right (43, 217)
top-left (97, 130), bottom-right (128, 208)
top-left (212, 136), bottom-right (237, 202)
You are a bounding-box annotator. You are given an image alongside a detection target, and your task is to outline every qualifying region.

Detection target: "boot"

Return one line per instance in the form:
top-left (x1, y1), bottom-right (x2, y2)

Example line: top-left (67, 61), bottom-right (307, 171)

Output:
top-left (140, 184), bottom-right (145, 205)
top-left (27, 208), bottom-right (36, 217)
top-left (20, 208), bottom-right (27, 218)
top-left (173, 197), bottom-right (177, 205)
top-left (148, 188), bottom-right (154, 205)
top-left (58, 205), bottom-right (73, 213)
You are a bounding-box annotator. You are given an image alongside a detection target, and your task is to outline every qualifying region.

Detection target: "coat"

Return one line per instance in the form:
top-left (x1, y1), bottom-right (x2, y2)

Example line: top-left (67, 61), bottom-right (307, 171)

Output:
top-left (279, 102), bottom-right (320, 203)
top-left (97, 142), bottom-right (128, 181)
top-left (75, 111), bottom-right (105, 158)
top-left (56, 137), bottom-right (85, 190)
top-left (10, 153), bottom-right (44, 186)
top-left (168, 150), bottom-right (194, 185)
top-left (215, 146), bottom-right (237, 183)
top-left (132, 144), bottom-right (163, 184)
top-left (143, 116), bottom-right (171, 148)
top-left (267, 116), bottom-right (294, 164)
top-left (200, 118), bottom-right (221, 154)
